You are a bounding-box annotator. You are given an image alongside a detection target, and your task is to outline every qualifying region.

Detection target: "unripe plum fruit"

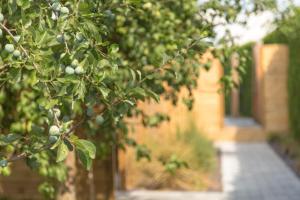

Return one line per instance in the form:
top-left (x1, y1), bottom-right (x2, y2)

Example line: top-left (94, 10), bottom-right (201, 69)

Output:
top-left (65, 66), bottom-right (75, 75)
top-left (49, 125), bottom-right (60, 135)
top-left (51, 2), bottom-right (61, 11)
top-left (4, 44), bottom-right (14, 53)
top-left (1, 167), bottom-right (10, 176)
top-left (75, 66), bottom-right (84, 74)
top-left (143, 2), bottom-right (152, 9)
top-left (56, 34), bottom-right (64, 44)
top-left (49, 135), bottom-right (59, 144)
top-left (0, 160), bottom-right (8, 168)
top-left (86, 107), bottom-right (94, 117)
top-left (96, 115), bottom-right (104, 125)
top-left (71, 59), bottom-right (79, 67)
top-left (13, 50), bottom-right (21, 58)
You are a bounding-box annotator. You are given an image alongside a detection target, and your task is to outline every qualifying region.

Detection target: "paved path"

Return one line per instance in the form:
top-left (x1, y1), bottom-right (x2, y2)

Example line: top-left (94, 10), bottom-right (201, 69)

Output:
top-left (117, 143), bottom-right (300, 200)
top-left (220, 142), bottom-right (300, 200)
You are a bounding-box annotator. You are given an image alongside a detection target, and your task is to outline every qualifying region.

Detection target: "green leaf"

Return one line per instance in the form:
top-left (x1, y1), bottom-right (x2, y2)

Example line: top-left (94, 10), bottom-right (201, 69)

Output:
top-left (145, 89), bottom-right (160, 103)
top-left (99, 87), bottom-right (110, 100)
top-left (74, 139), bottom-right (96, 159)
top-left (44, 99), bottom-right (59, 110)
top-left (63, 138), bottom-right (74, 151)
top-left (56, 142), bottom-right (69, 162)
top-left (99, 59), bottom-right (110, 68)
top-left (50, 137), bottom-right (61, 150)
top-left (77, 149), bottom-right (92, 170)
top-left (2, 133), bottom-right (21, 143)
top-left (124, 99), bottom-right (135, 106)
top-left (129, 87), bottom-right (146, 99)
top-left (127, 0), bottom-right (142, 5)
top-left (76, 82), bottom-right (86, 100)
top-left (109, 44), bottom-right (119, 54)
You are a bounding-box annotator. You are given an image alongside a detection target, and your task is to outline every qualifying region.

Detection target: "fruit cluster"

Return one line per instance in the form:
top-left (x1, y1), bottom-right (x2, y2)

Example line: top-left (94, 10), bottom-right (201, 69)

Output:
top-left (0, 13), bottom-right (21, 58)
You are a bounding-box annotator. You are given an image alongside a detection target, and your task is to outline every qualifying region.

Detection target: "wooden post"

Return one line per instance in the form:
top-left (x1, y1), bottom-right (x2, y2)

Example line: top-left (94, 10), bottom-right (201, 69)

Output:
top-left (252, 42), bottom-right (264, 124)
top-left (93, 153), bottom-right (115, 200)
top-left (260, 44), bottom-right (289, 132)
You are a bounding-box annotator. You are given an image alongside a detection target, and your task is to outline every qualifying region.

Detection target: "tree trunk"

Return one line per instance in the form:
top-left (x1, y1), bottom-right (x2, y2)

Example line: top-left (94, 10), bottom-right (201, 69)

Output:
top-left (93, 151), bottom-right (115, 200)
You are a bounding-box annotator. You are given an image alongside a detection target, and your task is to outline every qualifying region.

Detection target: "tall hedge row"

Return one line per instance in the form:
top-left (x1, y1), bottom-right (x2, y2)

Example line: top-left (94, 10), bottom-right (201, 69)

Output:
top-left (224, 43), bottom-right (253, 117)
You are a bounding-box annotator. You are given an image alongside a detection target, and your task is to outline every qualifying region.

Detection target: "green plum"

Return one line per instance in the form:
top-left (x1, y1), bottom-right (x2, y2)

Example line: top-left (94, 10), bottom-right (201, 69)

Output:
top-left (4, 44), bottom-right (14, 53)
top-left (56, 34), bottom-right (64, 44)
top-left (86, 107), bottom-right (94, 117)
top-left (1, 167), bottom-right (10, 176)
top-left (96, 115), bottom-right (104, 125)
top-left (13, 50), bottom-right (21, 58)
top-left (51, 2), bottom-right (61, 11)
top-left (65, 66), bottom-right (75, 75)
top-left (49, 125), bottom-right (60, 135)
top-left (143, 2), bottom-right (152, 9)
top-left (0, 160), bottom-right (8, 168)
top-left (49, 135), bottom-right (59, 144)
top-left (75, 66), bottom-right (84, 74)
top-left (71, 59), bottom-right (79, 67)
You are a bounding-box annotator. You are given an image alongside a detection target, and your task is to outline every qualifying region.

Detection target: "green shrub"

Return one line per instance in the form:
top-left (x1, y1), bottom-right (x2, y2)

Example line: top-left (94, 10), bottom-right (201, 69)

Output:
top-left (127, 122), bottom-right (217, 190)
top-left (180, 124), bottom-right (216, 172)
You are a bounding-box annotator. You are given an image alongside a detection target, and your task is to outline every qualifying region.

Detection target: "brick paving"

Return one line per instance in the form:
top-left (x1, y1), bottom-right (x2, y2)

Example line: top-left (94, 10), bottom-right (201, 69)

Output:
top-left (117, 143), bottom-right (300, 200)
